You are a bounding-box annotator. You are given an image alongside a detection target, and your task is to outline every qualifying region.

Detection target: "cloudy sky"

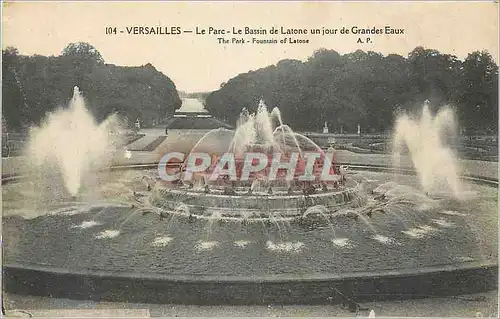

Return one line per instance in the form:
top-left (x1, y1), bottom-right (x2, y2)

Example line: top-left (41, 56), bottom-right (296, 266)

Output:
top-left (3, 1), bottom-right (498, 92)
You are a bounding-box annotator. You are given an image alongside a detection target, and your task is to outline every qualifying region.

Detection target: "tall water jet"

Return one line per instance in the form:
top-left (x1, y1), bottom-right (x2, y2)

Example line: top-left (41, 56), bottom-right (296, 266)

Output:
top-left (229, 108), bottom-right (257, 155)
top-left (27, 86), bottom-right (121, 196)
top-left (227, 99), bottom-right (321, 155)
top-left (255, 100), bottom-right (276, 145)
top-left (392, 101), bottom-right (462, 197)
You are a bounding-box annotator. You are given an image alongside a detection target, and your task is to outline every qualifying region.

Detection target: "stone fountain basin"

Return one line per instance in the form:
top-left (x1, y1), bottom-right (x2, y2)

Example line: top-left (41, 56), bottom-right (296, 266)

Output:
top-left (151, 186), bottom-right (361, 219)
top-left (2, 164), bottom-right (498, 305)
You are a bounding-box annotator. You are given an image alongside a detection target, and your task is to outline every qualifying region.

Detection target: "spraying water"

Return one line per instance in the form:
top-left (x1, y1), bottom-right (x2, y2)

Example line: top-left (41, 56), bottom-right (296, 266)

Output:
top-left (392, 101), bottom-right (462, 197)
top-left (228, 99), bottom-right (322, 154)
top-left (27, 86), bottom-right (121, 196)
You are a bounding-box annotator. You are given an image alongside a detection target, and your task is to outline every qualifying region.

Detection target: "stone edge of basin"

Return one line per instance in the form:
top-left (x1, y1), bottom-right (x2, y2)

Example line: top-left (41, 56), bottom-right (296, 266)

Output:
top-left (3, 261), bottom-right (498, 305)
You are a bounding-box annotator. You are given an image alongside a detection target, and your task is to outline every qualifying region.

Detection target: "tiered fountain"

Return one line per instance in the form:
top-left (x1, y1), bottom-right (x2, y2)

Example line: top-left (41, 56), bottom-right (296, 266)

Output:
top-left (150, 100), bottom-right (363, 222)
top-left (2, 89), bottom-right (497, 305)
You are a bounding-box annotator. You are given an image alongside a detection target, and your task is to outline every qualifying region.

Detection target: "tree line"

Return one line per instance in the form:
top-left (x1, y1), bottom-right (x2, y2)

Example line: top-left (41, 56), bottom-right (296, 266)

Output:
top-left (2, 42), bottom-right (182, 132)
top-left (205, 47), bottom-right (498, 135)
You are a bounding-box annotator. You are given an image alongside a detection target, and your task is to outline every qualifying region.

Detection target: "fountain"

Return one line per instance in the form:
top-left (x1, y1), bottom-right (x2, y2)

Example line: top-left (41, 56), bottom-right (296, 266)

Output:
top-left (26, 86), bottom-right (122, 196)
top-left (151, 100), bottom-right (357, 222)
top-left (393, 102), bottom-right (462, 197)
top-left (2, 94), bottom-right (497, 305)
top-left (393, 101), bottom-right (463, 198)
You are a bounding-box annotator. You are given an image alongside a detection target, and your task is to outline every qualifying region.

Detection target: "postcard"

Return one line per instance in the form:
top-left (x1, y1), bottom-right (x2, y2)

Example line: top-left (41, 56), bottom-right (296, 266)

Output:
top-left (2, 1), bottom-right (498, 317)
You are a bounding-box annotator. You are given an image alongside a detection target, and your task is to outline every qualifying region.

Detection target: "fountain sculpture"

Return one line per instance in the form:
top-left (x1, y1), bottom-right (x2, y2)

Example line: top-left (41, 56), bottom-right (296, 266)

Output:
top-left (152, 100), bottom-right (359, 222)
top-left (1, 92), bottom-right (497, 305)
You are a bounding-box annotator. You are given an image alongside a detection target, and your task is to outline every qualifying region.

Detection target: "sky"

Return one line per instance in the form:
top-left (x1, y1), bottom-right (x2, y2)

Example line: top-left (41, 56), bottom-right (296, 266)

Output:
top-left (2, 1), bottom-right (499, 92)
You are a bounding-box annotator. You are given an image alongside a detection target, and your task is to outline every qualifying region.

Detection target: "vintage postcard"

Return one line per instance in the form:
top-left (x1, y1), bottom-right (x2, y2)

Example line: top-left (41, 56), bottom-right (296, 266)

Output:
top-left (1, 1), bottom-right (498, 318)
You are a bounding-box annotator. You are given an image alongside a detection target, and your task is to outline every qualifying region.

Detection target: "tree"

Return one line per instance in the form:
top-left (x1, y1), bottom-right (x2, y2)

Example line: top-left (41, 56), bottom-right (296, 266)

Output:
top-left (3, 47), bottom-right (19, 63)
top-left (61, 42), bottom-right (105, 64)
top-left (458, 51), bottom-right (498, 133)
top-left (205, 47), bottom-right (498, 134)
top-left (1, 45), bottom-right (182, 131)
top-left (2, 47), bottom-right (24, 128)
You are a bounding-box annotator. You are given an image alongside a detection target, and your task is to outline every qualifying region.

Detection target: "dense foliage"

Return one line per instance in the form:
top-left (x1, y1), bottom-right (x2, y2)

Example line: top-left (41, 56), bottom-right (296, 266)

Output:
top-left (2, 43), bottom-right (182, 131)
top-left (205, 47), bottom-right (498, 134)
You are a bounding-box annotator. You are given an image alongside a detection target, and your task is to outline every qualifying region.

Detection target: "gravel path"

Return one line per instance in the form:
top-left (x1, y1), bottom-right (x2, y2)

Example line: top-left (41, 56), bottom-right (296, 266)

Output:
top-left (3, 291), bottom-right (497, 317)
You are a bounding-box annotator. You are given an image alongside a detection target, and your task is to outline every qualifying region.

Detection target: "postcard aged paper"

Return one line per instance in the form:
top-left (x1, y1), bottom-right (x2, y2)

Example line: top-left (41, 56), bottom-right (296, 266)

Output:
top-left (1, 1), bottom-right (498, 317)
